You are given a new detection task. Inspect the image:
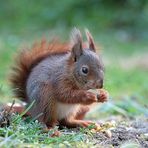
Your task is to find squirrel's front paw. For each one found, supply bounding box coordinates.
[97,89,109,103]
[82,92,97,105]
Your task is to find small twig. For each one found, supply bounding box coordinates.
[31,112,44,122]
[7,100,15,115]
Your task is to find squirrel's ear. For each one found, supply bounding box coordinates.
[85,29,96,52]
[70,27,83,62]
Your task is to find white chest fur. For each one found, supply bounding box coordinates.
[56,102,80,120]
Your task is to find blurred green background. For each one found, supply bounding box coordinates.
[0,0,148,117]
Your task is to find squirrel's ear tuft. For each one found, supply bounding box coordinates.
[70,27,83,62]
[85,29,96,52]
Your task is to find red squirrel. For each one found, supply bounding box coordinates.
[9,28,109,129]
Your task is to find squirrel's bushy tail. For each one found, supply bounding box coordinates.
[10,39,69,102]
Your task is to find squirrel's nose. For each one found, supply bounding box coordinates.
[96,79,103,88]
[100,79,103,88]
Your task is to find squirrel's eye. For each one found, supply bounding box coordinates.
[81,67,88,75]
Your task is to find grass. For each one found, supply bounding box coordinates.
[0,113,95,147]
[105,67,148,103]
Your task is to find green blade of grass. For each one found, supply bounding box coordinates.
[12,100,35,123]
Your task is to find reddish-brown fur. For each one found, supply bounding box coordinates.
[10,39,70,102]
